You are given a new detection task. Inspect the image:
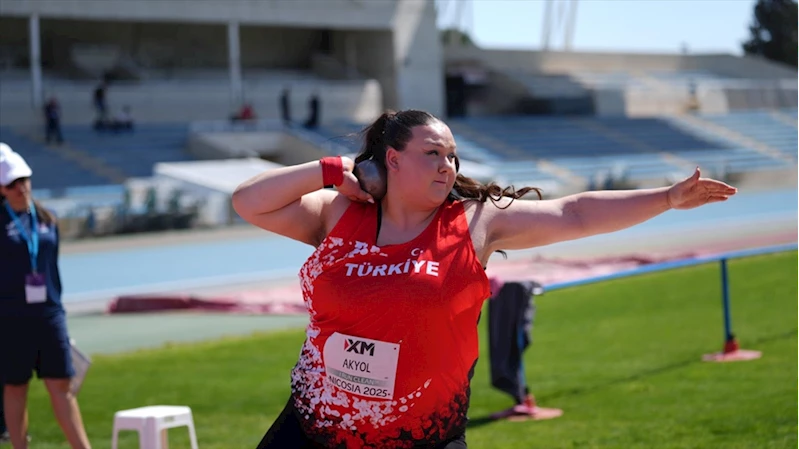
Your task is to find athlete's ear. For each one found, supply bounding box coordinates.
[385,146,400,172]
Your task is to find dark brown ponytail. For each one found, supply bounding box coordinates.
[355,111,395,165]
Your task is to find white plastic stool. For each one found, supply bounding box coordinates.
[111,405,199,449]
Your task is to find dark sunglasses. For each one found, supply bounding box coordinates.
[5,177,30,189]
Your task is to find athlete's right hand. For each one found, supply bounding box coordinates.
[338,157,375,204]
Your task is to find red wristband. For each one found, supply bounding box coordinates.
[320,156,344,187]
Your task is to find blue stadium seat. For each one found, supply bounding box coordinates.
[700,111,797,160]
[60,123,193,178]
[0,127,111,189]
[292,110,795,188]
[675,148,789,173]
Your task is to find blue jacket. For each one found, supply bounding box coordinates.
[0,204,64,318]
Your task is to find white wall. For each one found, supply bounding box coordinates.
[391,0,444,116]
[1,0,447,125]
[0,0,397,30]
[0,75,383,126]
[323,0,446,118]
[0,18,332,70]
[346,30,397,111]
[445,47,798,79]
[447,47,798,117]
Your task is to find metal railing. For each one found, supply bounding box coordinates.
[546,243,797,355]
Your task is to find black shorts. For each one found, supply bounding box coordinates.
[0,314,75,385]
[256,398,468,449]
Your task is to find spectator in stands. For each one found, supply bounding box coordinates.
[280,87,291,126]
[111,105,134,132]
[240,103,256,121]
[230,103,257,123]
[303,90,320,129]
[0,143,93,449]
[43,96,64,145]
[687,79,700,111]
[232,109,737,449]
[92,81,107,122]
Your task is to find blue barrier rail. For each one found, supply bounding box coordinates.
[545,242,797,352]
[546,243,797,292]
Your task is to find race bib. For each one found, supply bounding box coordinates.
[323,332,400,400]
[25,273,47,304]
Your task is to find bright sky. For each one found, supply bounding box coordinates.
[436,0,758,55]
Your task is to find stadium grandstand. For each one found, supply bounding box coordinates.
[0,0,796,239]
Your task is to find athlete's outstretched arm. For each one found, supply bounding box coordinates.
[232,157,371,246]
[484,168,736,252]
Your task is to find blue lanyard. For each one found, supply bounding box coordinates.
[4,201,39,273]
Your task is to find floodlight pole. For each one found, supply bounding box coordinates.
[564,0,578,51]
[541,0,578,52]
[541,0,553,51]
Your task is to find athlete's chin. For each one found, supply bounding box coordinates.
[426,189,451,204]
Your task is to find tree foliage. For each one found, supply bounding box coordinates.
[742,0,798,67]
[440,28,474,46]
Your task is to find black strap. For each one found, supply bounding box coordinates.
[376,202,382,243]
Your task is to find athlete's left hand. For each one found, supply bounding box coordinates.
[667,167,737,210]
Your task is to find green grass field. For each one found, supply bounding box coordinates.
[22,252,797,448]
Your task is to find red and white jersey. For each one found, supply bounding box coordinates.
[290,199,490,448]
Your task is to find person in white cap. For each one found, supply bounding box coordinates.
[0,143,92,449]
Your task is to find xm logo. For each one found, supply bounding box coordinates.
[344,339,375,356]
